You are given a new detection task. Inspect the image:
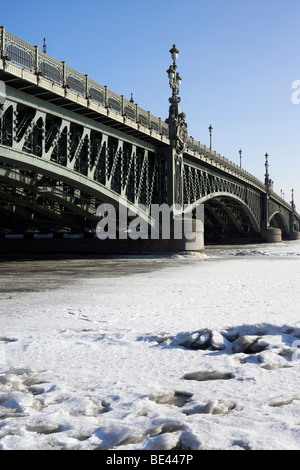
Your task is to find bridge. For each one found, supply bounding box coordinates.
[0,27,299,253]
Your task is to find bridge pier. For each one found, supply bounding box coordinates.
[290,231,300,240]
[157,216,204,252]
[261,228,282,243]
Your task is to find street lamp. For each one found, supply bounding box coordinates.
[239,149,242,169]
[166,44,187,209]
[166,44,187,146]
[264,152,269,187]
[291,189,295,210]
[167,44,182,111]
[170,44,179,62]
[209,124,213,150]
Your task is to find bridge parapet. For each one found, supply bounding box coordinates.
[185,137,266,192]
[0,27,169,140]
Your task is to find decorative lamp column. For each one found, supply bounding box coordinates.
[209,124,213,150]
[166,44,187,210]
[264,153,269,186]
[291,189,295,211]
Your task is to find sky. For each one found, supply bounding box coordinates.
[1,0,300,209]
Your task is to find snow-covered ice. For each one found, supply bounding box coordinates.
[0,241,300,450]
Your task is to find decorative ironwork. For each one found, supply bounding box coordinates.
[0,93,299,236]
[166,44,187,147]
[264,152,273,191]
[66,74,84,95]
[0,97,160,211]
[39,60,61,84]
[0,27,169,139]
[6,43,33,70]
[182,163,263,231]
[165,45,188,208]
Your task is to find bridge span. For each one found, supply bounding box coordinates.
[0,27,299,253]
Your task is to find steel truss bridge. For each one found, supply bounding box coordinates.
[0,27,299,250]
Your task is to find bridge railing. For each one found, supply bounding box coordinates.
[0,27,170,139]
[185,136,268,191]
[185,138,299,217]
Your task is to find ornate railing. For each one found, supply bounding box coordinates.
[185,134,298,217]
[0,27,169,139]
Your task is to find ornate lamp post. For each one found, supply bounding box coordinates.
[166,45,187,209]
[208,124,213,150]
[264,152,272,190]
[162,45,204,251]
[166,45,186,146]
[291,189,295,210]
[239,149,242,169]
[264,153,269,179]
[167,45,182,116]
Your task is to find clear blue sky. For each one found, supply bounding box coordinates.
[2,0,300,209]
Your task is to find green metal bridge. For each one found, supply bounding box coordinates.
[0,27,299,251]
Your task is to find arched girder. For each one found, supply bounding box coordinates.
[269,211,289,235]
[204,204,229,231]
[0,188,72,228]
[182,191,261,233]
[208,198,244,233]
[0,167,98,222]
[0,144,155,228]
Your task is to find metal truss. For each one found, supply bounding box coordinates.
[0,95,299,237]
[182,163,262,235]
[0,97,161,233]
[268,199,291,236]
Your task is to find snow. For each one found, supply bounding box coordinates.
[0,241,300,450]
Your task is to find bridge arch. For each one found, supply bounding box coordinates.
[269,211,289,237]
[0,144,154,233]
[183,191,261,238]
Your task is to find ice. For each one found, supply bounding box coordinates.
[0,241,300,450]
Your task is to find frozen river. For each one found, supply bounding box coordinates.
[0,245,240,295]
[0,241,300,450]
[0,242,294,294]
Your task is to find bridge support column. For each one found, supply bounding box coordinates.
[262,227,282,243]
[157,216,204,252]
[290,231,300,240]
